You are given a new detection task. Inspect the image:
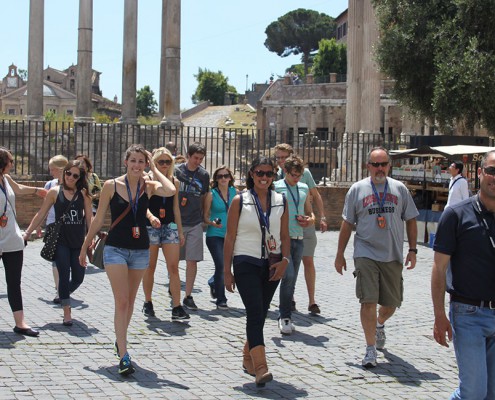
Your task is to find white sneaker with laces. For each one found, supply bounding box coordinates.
[376,326,386,350]
[279,318,293,335]
[362,345,377,368]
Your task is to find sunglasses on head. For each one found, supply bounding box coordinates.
[216,173,231,180]
[369,162,389,168]
[254,170,275,178]
[483,166,495,176]
[156,159,172,166]
[65,171,80,179]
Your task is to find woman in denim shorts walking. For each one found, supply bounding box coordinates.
[141,147,189,321]
[79,144,176,376]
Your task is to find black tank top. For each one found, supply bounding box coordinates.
[106,181,149,250]
[146,194,175,226]
[54,188,86,248]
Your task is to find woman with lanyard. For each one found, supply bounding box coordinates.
[142,147,189,321]
[24,160,93,327]
[79,144,176,376]
[204,165,237,310]
[224,156,290,387]
[0,147,46,337]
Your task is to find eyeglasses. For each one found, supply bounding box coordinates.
[156,159,172,166]
[482,166,495,176]
[369,162,389,168]
[289,172,302,179]
[254,170,275,178]
[65,171,80,179]
[216,173,231,180]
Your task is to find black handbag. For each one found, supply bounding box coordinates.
[40,190,80,262]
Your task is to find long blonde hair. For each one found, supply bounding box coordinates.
[151,147,175,179]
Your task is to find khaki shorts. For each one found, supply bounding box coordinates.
[302,225,317,257]
[179,223,204,261]
[353,257,403,307]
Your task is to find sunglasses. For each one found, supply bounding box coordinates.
[369,162,389,168]
[483,166,495,176]
[156,159,172,166]
[254,170,275,178]
[65,171,80,179]
[216,173,231,180]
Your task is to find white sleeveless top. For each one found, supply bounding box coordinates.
[233,190,285,259]
[0,178,24,253]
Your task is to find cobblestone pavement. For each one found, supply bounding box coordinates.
[0,231,458,399]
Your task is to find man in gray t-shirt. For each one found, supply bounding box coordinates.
[334,147,418,368]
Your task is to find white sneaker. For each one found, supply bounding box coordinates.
[362,345,377,368]
[279,318,294,335]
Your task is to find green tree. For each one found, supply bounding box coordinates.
[192,68,236,106]
[373,0,495,132]
[136,85,157,117]
[312,38,347,77]
[264,8,336,76]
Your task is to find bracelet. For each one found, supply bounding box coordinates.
[282,256,290,264]
[320,217,327,222]
[408,248,418,254]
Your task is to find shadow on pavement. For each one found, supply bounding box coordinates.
[83,364,190,390]
[145,317,191,337]
[0,331,36,348]
[271,330,329,348]
[234,380,308,398]
[38,320,99,337]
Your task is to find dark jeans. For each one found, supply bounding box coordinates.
[206,236,227,305]
[1,250,24,312]
[55,244,86,307]
[234,260,280,349]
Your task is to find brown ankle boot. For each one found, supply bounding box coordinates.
[242,341,255,376]
[249,345,273,387]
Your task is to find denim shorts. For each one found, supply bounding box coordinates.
[103,245,149,270]
[147,223,179,245]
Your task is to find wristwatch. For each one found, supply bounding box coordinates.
[408,248,418,254]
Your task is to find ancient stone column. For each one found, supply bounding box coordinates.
[310,106,317,134]
[276,107,284,141]
[345,0,363,134]
[383,105,389,142]
[75,0,94,123]
[360,0,381,133]
[121,0,138,124]
[26,0,44,121]
[160,0,181,126]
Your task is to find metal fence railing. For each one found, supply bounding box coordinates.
[1,119,492,186]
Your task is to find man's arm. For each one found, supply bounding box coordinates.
[310,187,327,232]
[405,218,418,269]
[431,251,452,347]
[334,220,353,275]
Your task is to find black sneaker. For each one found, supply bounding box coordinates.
[53,296,61,304]
[142,301,155,317]
[172,305,190,320]
[183,295,198,310]
[118,352,135,376]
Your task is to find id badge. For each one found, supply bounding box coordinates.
[377,216,386,229]
[267,235,277,251]
[0,214,7,228]
[181,197,187,207]
[132,226,140,238]
[159,208,166,218]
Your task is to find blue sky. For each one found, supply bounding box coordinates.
[2,1,348,110]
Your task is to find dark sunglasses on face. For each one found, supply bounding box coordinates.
[483,166,495,176]
[254,170,275,178]
[156,159,172,166]
[369,162,389,168]
[65,171,80,179]
[216,173,231,180]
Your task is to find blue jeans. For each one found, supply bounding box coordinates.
[234,260,280,348]
[55,244,86,307]
[206,236,227,305]
[279,238,304,319]
[449,301,495,400]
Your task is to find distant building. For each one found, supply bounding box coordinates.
[0,63,121,118]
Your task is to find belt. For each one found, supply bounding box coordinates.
[290,236,303,240]
[451,294,495,310]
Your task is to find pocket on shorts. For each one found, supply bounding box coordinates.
[353,270,363,299]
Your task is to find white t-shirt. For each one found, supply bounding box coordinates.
[445,175,469,209]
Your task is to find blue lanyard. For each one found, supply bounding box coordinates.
[284,180,300,212]
[185,169,198,193]
[216,187,231,213]
[125,176,141,222]
[0,178,7,215]
[250,189,271,232]
[370,178,388,215]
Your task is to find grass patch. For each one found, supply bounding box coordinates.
[218,106,257,130]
